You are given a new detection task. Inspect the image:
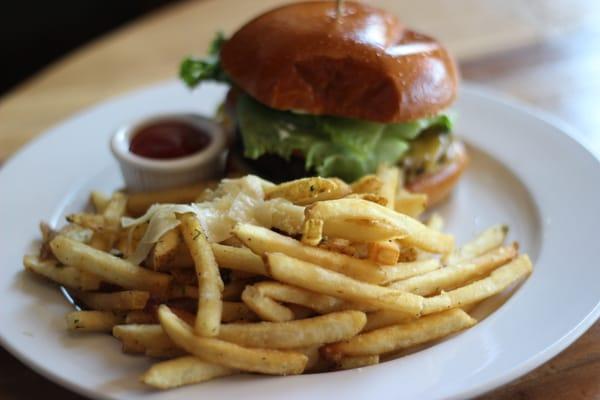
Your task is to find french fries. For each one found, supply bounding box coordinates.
[90,191,110,213]
[376,164,400,209]
[142,356,236,389]
[265,177,351,205]
[306,198,454,253]
[367,240,400,265]
[422,255,532,315]
[50,235,171,296]
[241,285,294,322]
[23,255,101,291]
[394,190,427,217]
[266,253,424,316]
[179,214,223,336]
[66,311,125,332]
[323,309,476,359]
[251,281,346,314]
[24,171,534,391]
[212,243,268,276]
[234,224,386,284]
[350,175,382,194]
[389,244,518,295]
[218,311,366,349]
[74,290,150,311]
[157,305,308,375]
[335,355,379,370]
[301,218,324,246]
[113,324,176,354]
[381,258,441,284]
[447,224,509,265]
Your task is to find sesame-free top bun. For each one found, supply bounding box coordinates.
[220,1,459,123]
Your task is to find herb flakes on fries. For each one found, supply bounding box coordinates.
[23,173,533,390]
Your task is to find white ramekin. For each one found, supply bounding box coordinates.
[110,113,227,192]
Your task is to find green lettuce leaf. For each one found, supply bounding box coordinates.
[180,32,229,87]
[237,94,452,181]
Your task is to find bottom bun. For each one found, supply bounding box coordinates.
[406,140,469,206]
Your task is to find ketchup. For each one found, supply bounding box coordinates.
[129,119,211,159]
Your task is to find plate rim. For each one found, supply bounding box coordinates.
[1,80,599,400]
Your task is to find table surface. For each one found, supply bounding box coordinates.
[0,0,599,398]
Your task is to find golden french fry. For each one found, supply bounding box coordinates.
[103,192,127,248]
[158,305,308,375]
[301,218,324,246]
[241,285,294,322]
[127,183,215,217]
[90,191,110,214]
[266,253,424,316]
[426,213,444,232]
[66,311,125,332]
[66,213,105,231]
[376,164,400,209]
[50,236,172,296]
[142,356,236,389]
[23,255,101,291]
[74,290,150,311]
[252,281,346,314]
[367,240,400,265]
[318,238,357,257]
[88,233,110,252]
[394,189,428,217]
[381,258,441,284]
[363,310,414,332]
[218,311,366,349]
[212,243,269,276]
[264,177,351,205]
[295,345,321,371]
[447,225,509,265]
[113,324,177,354]
[306,199,454,253]
[389,244,518,295]
[233,224,386,284]
[350,175,382,194]
[256,198,305,235]
[335,355,379,370]
[422,255,532,315]
[345,193,388,206]
[324,309,476,359]
[151,229,182,271]
[397,245,418,262]
[179,214,223,337]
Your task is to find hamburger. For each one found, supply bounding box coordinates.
[180,1,467,205]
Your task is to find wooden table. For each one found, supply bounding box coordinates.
[0,0,598,398]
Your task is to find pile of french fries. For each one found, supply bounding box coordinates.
[23,165,532,390]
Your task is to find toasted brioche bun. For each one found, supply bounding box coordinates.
[406,140,468,206]
[221,1,458,123]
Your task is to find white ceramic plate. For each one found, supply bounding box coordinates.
[1,81,599,400]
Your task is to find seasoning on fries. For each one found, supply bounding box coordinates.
[22,171,533,390]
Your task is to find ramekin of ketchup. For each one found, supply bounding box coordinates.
[111,114,226,191]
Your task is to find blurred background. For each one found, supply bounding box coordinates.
[0,0,599,159]
[0,1,181,94]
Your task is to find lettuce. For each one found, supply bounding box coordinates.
[236,94,451,181]
[180,32,229,87]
